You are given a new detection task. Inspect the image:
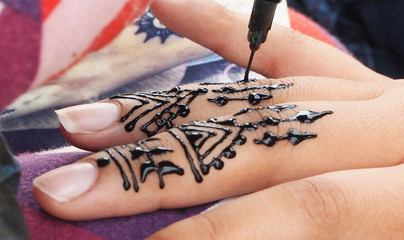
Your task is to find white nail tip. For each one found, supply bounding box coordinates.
[55,102,119,134]
[55,109,79,133]
[33,162,98,202]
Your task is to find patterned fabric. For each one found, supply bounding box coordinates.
[0,0,150,110]
[1,1,345,239]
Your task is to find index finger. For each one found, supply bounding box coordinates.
[150,0,390,82]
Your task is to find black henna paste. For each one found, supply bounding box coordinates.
[99,149,131,191]
[140,160,184,189]
[97,138,183,192]
[110,87,208,136]
[101,80,333,192]
[254,129,317,146]
[208,83,292,106]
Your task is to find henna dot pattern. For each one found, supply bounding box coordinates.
[102,80,333,191]
[111,80,296,136]
[97,102,333,191]
[207,79,293,106]
[254,129,317,146]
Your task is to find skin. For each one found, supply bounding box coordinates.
[34,0,404,239]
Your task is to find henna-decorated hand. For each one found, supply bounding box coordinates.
[33,0,404,239]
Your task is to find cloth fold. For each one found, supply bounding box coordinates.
[0,133,30,240]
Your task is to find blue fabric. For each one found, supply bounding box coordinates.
[288,0,404,79]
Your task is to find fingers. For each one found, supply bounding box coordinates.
[34,98,403,220]
[150,0,390,81]
[147,164,404,239]
[58,77,383,151]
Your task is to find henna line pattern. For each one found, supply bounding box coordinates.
[101,79,334,192]
[234,105,298,116]
[98,138,184,191]
[112,79,294,138]
[98,108,333,192]
[169,130,203,182]
[208,83,293,106]
[140,160,184,189]
[111,87,208,136]
[113,147,139,192]
[255,129,317,146]
[103,149,131,191]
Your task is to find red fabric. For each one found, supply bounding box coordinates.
[289,8,336,47]
[0,7,41,111]
[45,0,150,83]
[41,0,61,21]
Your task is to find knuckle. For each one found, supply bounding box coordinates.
[194,214,218,240]
[256,78,294,104]
[283,28,312,48]
[292,178,350,231]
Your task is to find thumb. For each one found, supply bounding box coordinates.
[146,164,404,239]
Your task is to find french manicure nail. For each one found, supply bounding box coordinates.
[33,162,98,202]
[55,102,119,134]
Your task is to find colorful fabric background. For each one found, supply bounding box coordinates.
[0,1,344,239]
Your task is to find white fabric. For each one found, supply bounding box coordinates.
[32,0,129,87]
[0,2,4,15]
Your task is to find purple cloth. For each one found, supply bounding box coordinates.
[1,0,41,20]
[17,151,216,239]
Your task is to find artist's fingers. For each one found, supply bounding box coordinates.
[147,164,404,240]
[150,0,390,82]
[34,97,404,220]
[58,77,384,151]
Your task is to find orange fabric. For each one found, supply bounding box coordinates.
[41,0,61,21]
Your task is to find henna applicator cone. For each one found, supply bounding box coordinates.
[244,0,282,81]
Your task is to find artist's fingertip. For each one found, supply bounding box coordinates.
[55,102,119,134]
[33,162,98,202]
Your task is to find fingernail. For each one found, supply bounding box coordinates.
[33,162,98,202]
[55,102,119,134]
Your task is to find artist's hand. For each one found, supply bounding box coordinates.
[33,0,404,239]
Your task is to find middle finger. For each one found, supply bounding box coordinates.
[58,77,383,151]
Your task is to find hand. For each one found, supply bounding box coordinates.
[33,0,404,239]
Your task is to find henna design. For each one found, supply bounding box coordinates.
[97,138,183,191]
[204,79,292,106]
[140,160,184,189]
[254,129,317,146]
[234,105,298,116]
[101,149,132,191]
[110,87,208,136]
[208,83,293,106]
[97,105,333,191]
[101,80,334,191]
[112,79,293,137]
